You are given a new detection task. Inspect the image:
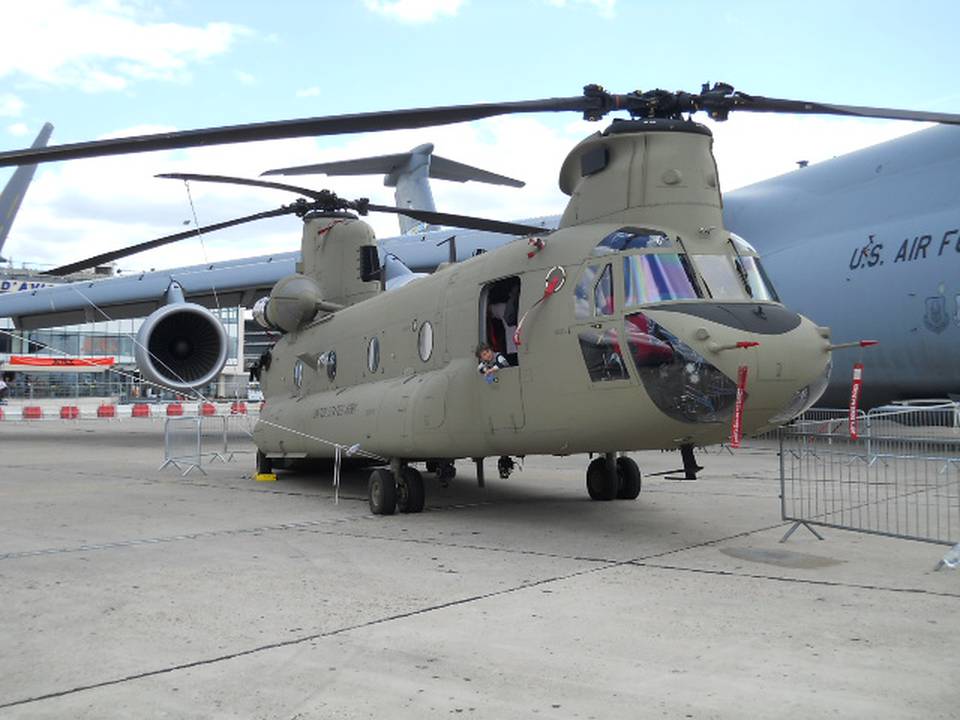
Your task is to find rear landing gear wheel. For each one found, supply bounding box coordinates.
[616,456,642,500]
[397,466,425,513]
[586,456,618,501]
[368,468,397,515]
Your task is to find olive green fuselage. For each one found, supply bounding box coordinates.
[253,124,831,463]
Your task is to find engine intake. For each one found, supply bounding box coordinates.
[135,303,228,391]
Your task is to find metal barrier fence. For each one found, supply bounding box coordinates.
[161,415,256,476]
[780,404,960,546]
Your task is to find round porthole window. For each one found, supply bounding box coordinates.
[418,321,433,362]
[368,337,380,373]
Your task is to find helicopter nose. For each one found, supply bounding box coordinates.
[636,304,831,430]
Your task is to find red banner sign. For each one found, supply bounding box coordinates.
[849,363,864,439]
[730,365,749,448]
[9,356,115,367]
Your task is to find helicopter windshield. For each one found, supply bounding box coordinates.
[623,253,700,305]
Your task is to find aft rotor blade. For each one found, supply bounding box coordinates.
[0,96,592,168]
[49,206,294,276]
[366,203,547,236]
[157,172,332,200]
[158,172,544,234]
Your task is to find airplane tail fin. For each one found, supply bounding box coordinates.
[263,143,524,235]
[0,122,54,262]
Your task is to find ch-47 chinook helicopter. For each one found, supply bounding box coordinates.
[2,83,959,515]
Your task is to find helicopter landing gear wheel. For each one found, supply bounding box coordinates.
[397,466,425,514]
[616,456,642,500]
[586,455,618,501]
[368,468,397,515]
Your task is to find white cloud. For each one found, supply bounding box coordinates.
[7,123,29,136]
[296,87,323,98]
[544,0,616,18]
[0,94,25,117]
[0,1,249,92]
[235,71,257,86]
[363,0,465,23]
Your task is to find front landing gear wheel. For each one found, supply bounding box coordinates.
[616,456,642,500]
[368,468,397,515]
[586,456,618,501]
[397,466,425,513]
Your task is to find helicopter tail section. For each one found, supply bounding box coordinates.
[0,122,53,262]
[262,143,524,235]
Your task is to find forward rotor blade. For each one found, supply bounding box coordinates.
[7,85,956,171]
[48,206,293,276]
[0,96,591,168]
[366,203,547,236]
[716,93,960,124]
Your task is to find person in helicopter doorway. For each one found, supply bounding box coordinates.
[476,342,508,384]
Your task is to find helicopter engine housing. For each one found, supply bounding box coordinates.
[134,302,228,391]
[253,273,321,333]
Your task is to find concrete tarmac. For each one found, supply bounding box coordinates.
[0,421,957,719]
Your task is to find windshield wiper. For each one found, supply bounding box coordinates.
[727,238,754,298]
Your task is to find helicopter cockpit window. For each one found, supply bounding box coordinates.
[575,264,600,319]
[728,234,780,302]
[575,263,614,319]
[594,264,614,316]
[593,227,672,256]
[692,254,749,300]
[623,254,700,306]
[577,328,629,382]
[624,312,738,423]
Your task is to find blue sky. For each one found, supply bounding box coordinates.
[2,0,959,270]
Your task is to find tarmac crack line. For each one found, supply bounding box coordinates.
[0,558,623,711]
[628,561,960,599]
[3,519,950,709]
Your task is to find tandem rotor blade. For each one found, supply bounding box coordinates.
[158,173,547,235]
[0,96,593,168]
[48,206,294,276]
[365,203,546,236]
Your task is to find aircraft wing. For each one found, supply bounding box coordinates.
[0,252,297,329]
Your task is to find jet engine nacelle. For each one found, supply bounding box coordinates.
[134,301,228,392]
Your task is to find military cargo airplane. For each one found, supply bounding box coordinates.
[0,84,957,514]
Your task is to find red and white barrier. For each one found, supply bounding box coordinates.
[0,400,259,423]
